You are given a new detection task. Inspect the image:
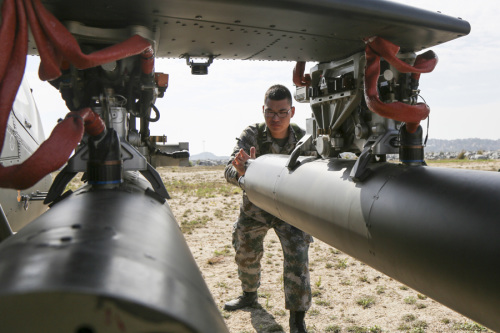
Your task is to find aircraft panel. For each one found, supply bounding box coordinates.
[0,120,20,161]
[23,0,470,61]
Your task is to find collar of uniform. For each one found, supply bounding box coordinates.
[262,124,297,143]
[261,123,273,143]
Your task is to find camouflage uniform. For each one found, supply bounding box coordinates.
[224,123,313,311]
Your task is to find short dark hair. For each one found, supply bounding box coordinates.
[264,84,292,106]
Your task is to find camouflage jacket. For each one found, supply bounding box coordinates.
[224,122,305,222]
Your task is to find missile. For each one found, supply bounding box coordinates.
[0,171,229,333]
[243,155,500,332]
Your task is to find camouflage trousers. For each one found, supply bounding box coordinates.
[232,212,313,311]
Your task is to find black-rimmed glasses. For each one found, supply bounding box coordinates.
[263,108,291,118]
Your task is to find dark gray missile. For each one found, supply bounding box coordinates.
[0,172,229,333]
[243,155,500,332]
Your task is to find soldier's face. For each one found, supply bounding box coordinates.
[262,98,295,139]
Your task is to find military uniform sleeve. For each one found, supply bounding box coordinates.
[224,124,259,186]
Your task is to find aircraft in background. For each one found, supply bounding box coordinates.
[0,76,51,235]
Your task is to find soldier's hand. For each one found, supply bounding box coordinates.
[249,147,256,159]
[232,147,256,176]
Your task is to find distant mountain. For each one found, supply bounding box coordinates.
[189,152,230,161]
[425,138,500,153]
[189,139,500,161]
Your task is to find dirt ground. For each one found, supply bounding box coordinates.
[157,161,498,333]
[426,160,500,172]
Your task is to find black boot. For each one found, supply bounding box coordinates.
[223,291,258,311]
[289,311,307,333]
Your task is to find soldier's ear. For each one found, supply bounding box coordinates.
[290,106,295,118]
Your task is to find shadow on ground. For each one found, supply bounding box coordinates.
[239,304,285,333]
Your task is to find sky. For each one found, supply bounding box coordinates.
[24,0,499,156]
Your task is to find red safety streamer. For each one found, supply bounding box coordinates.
[29,0,152,80]
[364,36,438,133]
[0,0,154,189]
[0,108,104,189]
[0,0,28,164]
[0,0,16,83]
[293,61,311,87]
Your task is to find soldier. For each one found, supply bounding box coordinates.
[224,84,312,333]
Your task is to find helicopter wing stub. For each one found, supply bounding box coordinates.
[24,0,471,61]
